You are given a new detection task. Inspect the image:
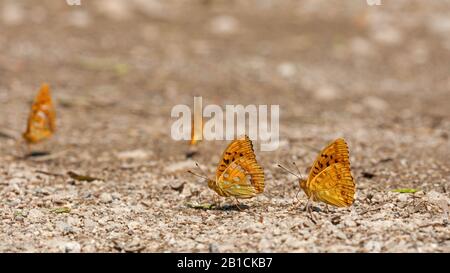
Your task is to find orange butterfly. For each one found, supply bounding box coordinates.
[22,83,56,144]
[280,138,355,214]
[188,135,265,207]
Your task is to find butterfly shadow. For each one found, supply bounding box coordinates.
[24,151,52,158]
[217,203,250,211]
[13,151,52,161]
[186,202,250,211]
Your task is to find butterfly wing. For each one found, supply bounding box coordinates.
[306,138,350,182]
[307,162,355,207]
[217,160,258,198]
[215,135,265,195]
[23,84,56,143]
[36,84,56,132]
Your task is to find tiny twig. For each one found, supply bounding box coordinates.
[418,222,447,228]
[359,205,384,215]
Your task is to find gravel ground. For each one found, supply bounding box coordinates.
[0,0,449,252]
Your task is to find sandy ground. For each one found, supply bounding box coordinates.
[0,0,449,252]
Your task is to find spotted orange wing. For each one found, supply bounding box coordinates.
[22,83,56,144]
[215,136,265,196]
[306,138,350,182]
[307,163,355,207]
[216,161,258,198]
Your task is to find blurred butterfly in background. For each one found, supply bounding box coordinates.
[189,115,203,146]
[185,115,203,158]
[279,138,355,215]
[188,135,265,209]
[23,83,56,144]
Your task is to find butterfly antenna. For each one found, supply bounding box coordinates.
[277,164,301,178]
[292,162,305,180]
[187,170,209,181]
[195,162,209,178]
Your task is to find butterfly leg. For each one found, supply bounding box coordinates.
[304,197,311,212]
[233,198,244,211]
[305,196,317,222]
